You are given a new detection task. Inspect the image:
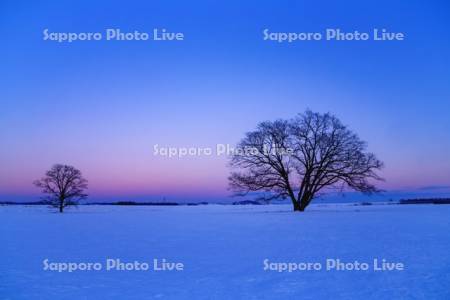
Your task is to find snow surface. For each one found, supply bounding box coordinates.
[1,204,449,299]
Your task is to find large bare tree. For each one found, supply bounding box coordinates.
[229,111,383,211]
[34,164,88,213]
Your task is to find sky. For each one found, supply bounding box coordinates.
[0,0,450,202]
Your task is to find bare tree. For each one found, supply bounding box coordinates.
[34,164,88,213]
[229,111,383,211]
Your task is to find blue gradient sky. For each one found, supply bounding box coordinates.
[1,0,450,202]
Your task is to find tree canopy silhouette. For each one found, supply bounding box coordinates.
[34,164,88,213]
[229,110,383,211]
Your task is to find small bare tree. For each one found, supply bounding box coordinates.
[229,111,383,211]
[34,164,88,213]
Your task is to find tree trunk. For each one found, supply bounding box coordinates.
[289,196,302,211]
[299,193,312,211]
[59,198,64,213]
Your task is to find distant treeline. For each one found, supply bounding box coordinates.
[0,201,208,206]
[3,198,449,206]
[88,201,181,206]
[399,198,450,205]
[0,200,261,206]
[0,201,49,205]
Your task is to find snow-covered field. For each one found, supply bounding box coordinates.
[1,204,449,299]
